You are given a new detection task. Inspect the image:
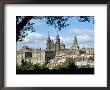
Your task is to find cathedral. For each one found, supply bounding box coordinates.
[46,32,65,51]
[16,32,94,68]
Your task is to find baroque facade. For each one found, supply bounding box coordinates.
[16,33,94,68]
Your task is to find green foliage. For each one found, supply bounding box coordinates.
[16,64,21,71]
[53,58,77,70]
[21,59,26,65]
[33,63,40,70]
[17,58,91,73]
[20,60,34,70]
[16,58,94,74]
[53,64,63,70]
[44,16,70,30]
[17,60,49,71]
[41,62,48,69]
[80,64,91,68]
[62,58,77,69]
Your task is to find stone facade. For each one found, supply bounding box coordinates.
[46,33,65,52]
[17,47,55,65]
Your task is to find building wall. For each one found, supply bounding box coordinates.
[45,51,55,62]
[60,45,65,50]
[16,50,55,65]
[85,48,94,54]
[16,53,22,65]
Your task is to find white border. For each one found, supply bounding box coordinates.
[5,4,107,87]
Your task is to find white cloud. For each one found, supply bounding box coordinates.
[70,28,94,36]
[28,32,46,40]
[60,36,72,46]
[17,28,94,50]
[70,28,94,48]
[17,31,47,50]
[22,31,47,43]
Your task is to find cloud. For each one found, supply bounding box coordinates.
[22,31,47,43]
[17,31,47,50]
[57,28,94,48]
[28,32,46,41]
[70,28,94,48]
[17,28,94,50]
[70,28,93,35]
[60,36,72,46]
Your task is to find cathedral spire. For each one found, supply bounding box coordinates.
[46,31,52,51]
[47,31,51,43]
[74,34,77,44]
[71,34,79,50]
[55,30,60,51]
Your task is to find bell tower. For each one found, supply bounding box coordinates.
[71,35,79,50]
[46,32,51,51]
[55,31,60,52]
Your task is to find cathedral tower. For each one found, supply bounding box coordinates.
[46,32,52,51]
[55,31,60,52]
[51,40,55,51]
[71,35,79,50]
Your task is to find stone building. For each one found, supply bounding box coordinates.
[55,33,61,52]
[16,32,94,68]
[71,35,80,54]
[75,56,94,68]
[17,47,55,65]
[16,46,33,65]
[46,32,65,52]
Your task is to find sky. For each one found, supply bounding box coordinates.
[17,16,94,50]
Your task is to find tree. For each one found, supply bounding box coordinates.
[20,59,34,70]
[53,64,63,70]
[16,16,33,41]
[33,63,40,70]
[41,62,48,69]
[21,59,26,65]
[62,58,77,69]
[16,16,94,42]
[80,64,91,68]
[16,64,21,71]
[26,61,34,70]
[53,58,77,70]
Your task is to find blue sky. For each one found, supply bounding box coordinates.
[17,16,94,50]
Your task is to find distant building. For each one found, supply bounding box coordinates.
[16,32,94,68]
[17,47,55,65]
